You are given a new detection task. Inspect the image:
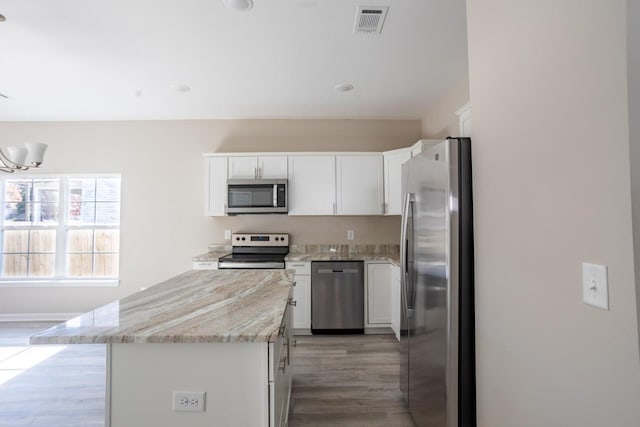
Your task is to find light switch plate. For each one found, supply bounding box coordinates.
[347,230,354,241]
[224,229,232,240]
[582,262,609,310]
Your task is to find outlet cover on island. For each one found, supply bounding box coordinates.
[582,262,609,310]
[347,230,354,241]
[224,229,231,240]
[173,391,206,412]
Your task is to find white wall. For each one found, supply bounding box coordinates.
[0,119,420,316]
[628,0,640,355]
[467,1,640,425]
[421,76,470,139]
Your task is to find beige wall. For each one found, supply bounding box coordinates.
[628,0,640,354]
[0,119,420,316]
[421,75,469,138]
[467,1,640,426]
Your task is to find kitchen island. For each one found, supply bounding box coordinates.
[30,269,295,427]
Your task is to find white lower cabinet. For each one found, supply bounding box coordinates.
[390,265,401,341]
[107,296,293,427]
[366,262,392,327]
[285,262,311,333]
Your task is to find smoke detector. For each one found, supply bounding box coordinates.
[353,6,388,34]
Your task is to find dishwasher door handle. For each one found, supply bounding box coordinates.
[317,268,359,274]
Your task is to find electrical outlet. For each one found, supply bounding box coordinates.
[224,229,232,240]
[173,391,206,412]
[347,230,354,241]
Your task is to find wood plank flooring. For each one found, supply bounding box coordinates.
[0,323,414,426]
[288,334,414,427]
[0,322,105,427]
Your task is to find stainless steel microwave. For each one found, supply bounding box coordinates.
[226,179,288,214]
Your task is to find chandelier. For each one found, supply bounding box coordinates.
[0,143,48,173]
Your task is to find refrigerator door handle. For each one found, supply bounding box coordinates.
[400,193,415,315]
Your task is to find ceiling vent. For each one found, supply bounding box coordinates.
[353,6,388,34]
[0,93,8,99]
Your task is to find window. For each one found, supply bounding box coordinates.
[0,175,121,284]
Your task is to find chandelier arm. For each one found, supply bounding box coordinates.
[0,147,29,170]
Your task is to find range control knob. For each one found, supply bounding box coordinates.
[241,237,246,241]
[235,237,240,241]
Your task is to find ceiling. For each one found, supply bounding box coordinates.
[0,0,468,121]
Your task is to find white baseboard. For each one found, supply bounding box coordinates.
[0,313,81,322]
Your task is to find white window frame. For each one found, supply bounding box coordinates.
[0,174,121,288]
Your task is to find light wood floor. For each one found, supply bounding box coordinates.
[288,334,414,427]
[0,323,414,427]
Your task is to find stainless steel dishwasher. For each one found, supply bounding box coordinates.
[311,261,364,334]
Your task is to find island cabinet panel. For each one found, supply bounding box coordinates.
[109,343,270,427]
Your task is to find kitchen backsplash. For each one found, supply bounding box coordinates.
[289,244,399,258]
[207,243,400,258]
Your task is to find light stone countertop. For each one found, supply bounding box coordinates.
[30,269,294,345]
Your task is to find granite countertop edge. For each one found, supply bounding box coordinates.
[30,269,294,345]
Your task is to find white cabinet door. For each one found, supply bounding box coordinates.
[367,263,392,325]
[288,155,336,215]
[258,156,288,179]
[286,262,311,332]
[390,265,401,341]
[336,154,384,215]
[229,155,288,180]
[205,157,228,216]
[292,275,311,330]
[228,156,258,179]
[383,148,411,215]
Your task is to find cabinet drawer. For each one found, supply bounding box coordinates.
[285,262,311,276]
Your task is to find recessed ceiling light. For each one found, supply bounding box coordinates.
[170,84,191,93]
[0,13,6,22]
[223,0,253,10]
[334,83,354,92]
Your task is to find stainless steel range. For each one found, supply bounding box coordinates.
[218,233,289,269]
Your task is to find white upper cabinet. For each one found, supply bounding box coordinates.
[228,155,287,180]
[383,148,412,215]
[336,154,384,215]
[258,156,288,179]
[205,156,228,216]
[456,103,472,138]
[288,155,336,215]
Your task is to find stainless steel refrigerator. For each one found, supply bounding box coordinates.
[400,137,476,427]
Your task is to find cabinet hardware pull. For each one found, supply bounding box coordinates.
[292,339,297,348]
[293,281,297,287]
[288,299,297,307]
[279,325,286,337]
[280,356,287,373]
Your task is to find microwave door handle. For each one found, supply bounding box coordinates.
[273,184,278,207]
